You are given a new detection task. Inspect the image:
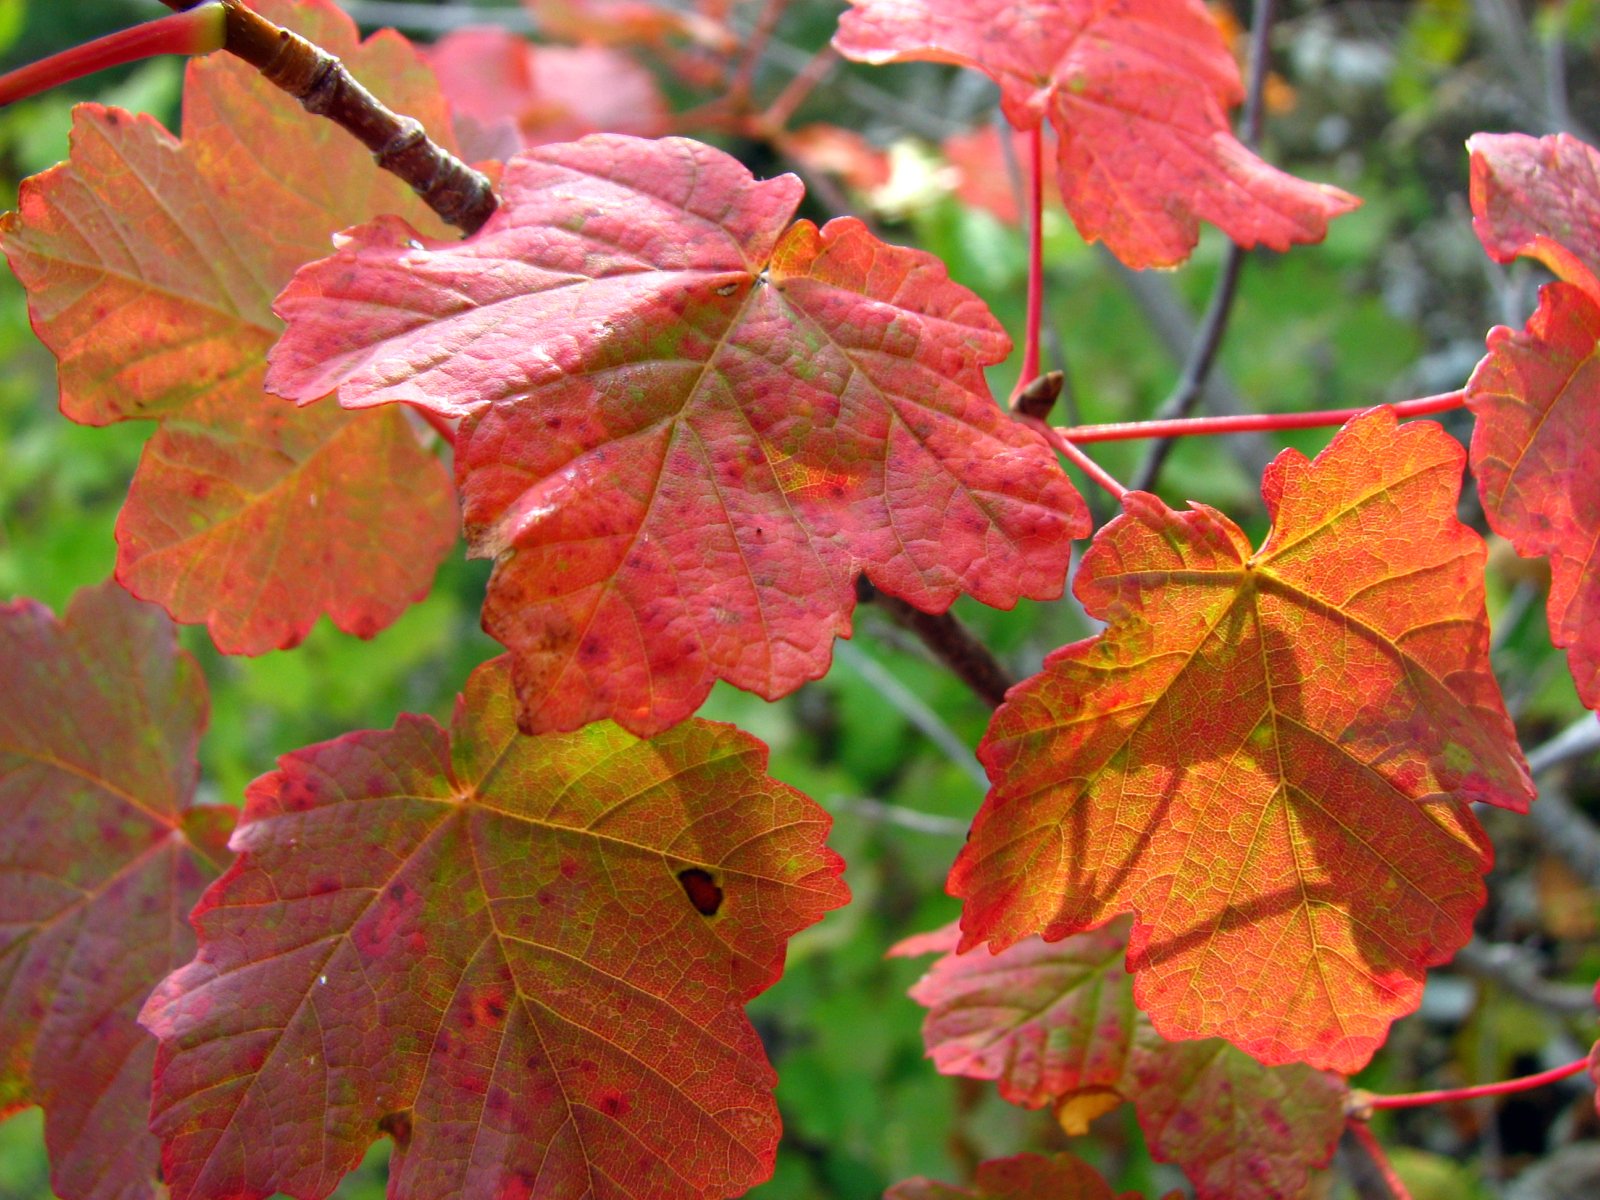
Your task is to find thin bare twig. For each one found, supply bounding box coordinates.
[1526,785,1600,892]
[857,579,1016,710]
[1102,252,1276,483]
[834,641,989,789]
[1452,936,1598,1016]
[1525,716,1600,891]
[1526,714,1600,776]
[1131,0,1276,493]
[728,0,789,109]
[833,796,971,837]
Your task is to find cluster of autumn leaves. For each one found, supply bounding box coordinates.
[0,1,1597,1199]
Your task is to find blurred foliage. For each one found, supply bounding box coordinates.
[1,1,1598,1199]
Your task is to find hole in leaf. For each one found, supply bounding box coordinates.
[378,1110,413,1150]
[677,867,723,916]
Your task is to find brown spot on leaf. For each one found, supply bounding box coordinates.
[470,989,509,1027]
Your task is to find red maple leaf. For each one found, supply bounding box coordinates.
[890,920,1134,1110]
[266,133,1087,736]
[1465,132,1600,713]
[429,28,667,161]
[1592,981,1600,1117]
[0,580,233,1200]
[940,124,1058,226]
[139,656,849,1200]
[888,1151,1173,1200]
[952,408,1532,1073]
[0,0,457,655]
[894,920,1345,1200]
[832,0,1358,268]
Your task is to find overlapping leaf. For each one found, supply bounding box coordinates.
[890,919,1134,1110]
[894,921,1345,1200]
[266,133,1087,736]
[953,409,1532,1073]
[0,580,232,1200]
[430,28,666,161]
[832,0,1358,268]
[1464,132,1600,712]
[140,656,849,1200]
[1591,982,1600,1116]
[0,0,456,654]
[887,1151,1161,1200]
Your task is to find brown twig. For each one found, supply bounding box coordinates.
[856,579,1015,710]
[1131,0,1276,493]
[1453,936,1599,1017]
[163,0,497,235]
[1525,717,1600,891]
[727,0,789,111]
[757,44,837,134]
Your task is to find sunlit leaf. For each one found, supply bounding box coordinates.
[0,0,457,654]
[833,0,1358,268]
[267,133,1087,736]
[954,408,1531,1073]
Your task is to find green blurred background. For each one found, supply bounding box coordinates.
[1,2,1598,1198]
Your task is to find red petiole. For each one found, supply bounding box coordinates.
[1021,414,1128,501]
[0,3,226,107]
[1358,1055,1590,1111]
[1345,1119,1414,1200]
[1055,389,1467,444]
[1013,123,1046,401]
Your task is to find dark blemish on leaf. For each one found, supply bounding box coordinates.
[470,990,508,1026]
[310,877,339,896]
[596,1091,630,1117]
[677,867,723,916]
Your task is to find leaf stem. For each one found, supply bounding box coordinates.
[856,579,1016,710]
[1021,415,1129,501]
[409,405,457,448]
[1015,124,1046,398]
[0,3,226,107]
[160,0,496,235]
[1357,1056,1590,1111]
[1344,1120,1414,1200]
[1055,390,1466,444]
